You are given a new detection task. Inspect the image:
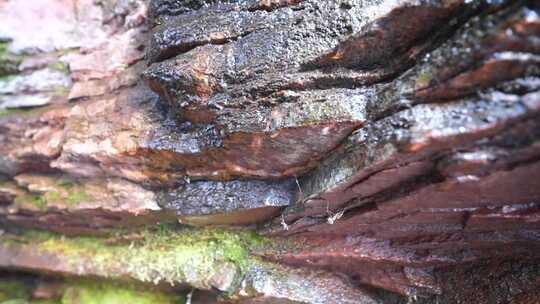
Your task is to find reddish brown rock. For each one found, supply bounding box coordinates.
[1,0,540,303]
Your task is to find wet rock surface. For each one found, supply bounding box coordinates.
[0,0,540,303]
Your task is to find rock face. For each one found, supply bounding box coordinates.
[0,0,539,303]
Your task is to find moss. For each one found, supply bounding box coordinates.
[21,179,96,209]
[0,280,31,302]
[55,180,95,207]
[1,300,60,304]
[0,41,8,55]
[52,86,71,96]
[61,280,184,304]
[55,48,80,56]
[47,62,69,74]
[65,189,94,207]
[13,193,46,212]
[0,276,179,304]
[0,108,31,118]
[0,41,23,77]
[30,195,48,210]
[0,108,16,118]
[0,278,58,304]
[46,191,62,202]
[415,70,433,89]
[1,300,26,304]
[17,226,273,293]
[14,194,48,210]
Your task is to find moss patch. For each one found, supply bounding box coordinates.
[0,107,33,119]
[0,108,18,118]
[29,195,48,210]
[415,69,434,90]
[52,86,71,96]
[63,180,94,206]
[0,41,22,77]
[61,280,184,304]
[52,180,95,207]
[13,178,96,210]
[47,62,69,74]
[13,193,48,211]
[0,276,182,304]
[0,280,31,302]
[66,190,94,207]
[0,278,59,303]
[17,226,272,293]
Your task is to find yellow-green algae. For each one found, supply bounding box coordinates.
[8,226,271,295]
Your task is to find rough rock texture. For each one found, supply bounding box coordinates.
[0,0,539,303]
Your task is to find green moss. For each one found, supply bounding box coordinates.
[46,191,62,202]
[47,62,69,74]
[0,280,31,302]
[0,300,60,304]
[16,226,273,293]
[55,48,80,56]
[61,280,183,304]
[56,180,95,207]
[52,86,71,96]
[0,278,58,304]
[31,300,61,304]
[0,108,16,118]
[14,194,48,210]
[0,41,23,77]
[65,189,94,206]
[0,276,179,304]
[0,300,26,304]
[22,179,96,209]
[14,193,49,211]
[0,108,31,118]
[30,195,48,210]
[0,41,8,55]
[415,70,433,89]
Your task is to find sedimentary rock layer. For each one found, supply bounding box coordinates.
[0,0,539,303]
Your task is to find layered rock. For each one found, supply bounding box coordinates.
[0,0,539,303]
[0,228,384,304]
